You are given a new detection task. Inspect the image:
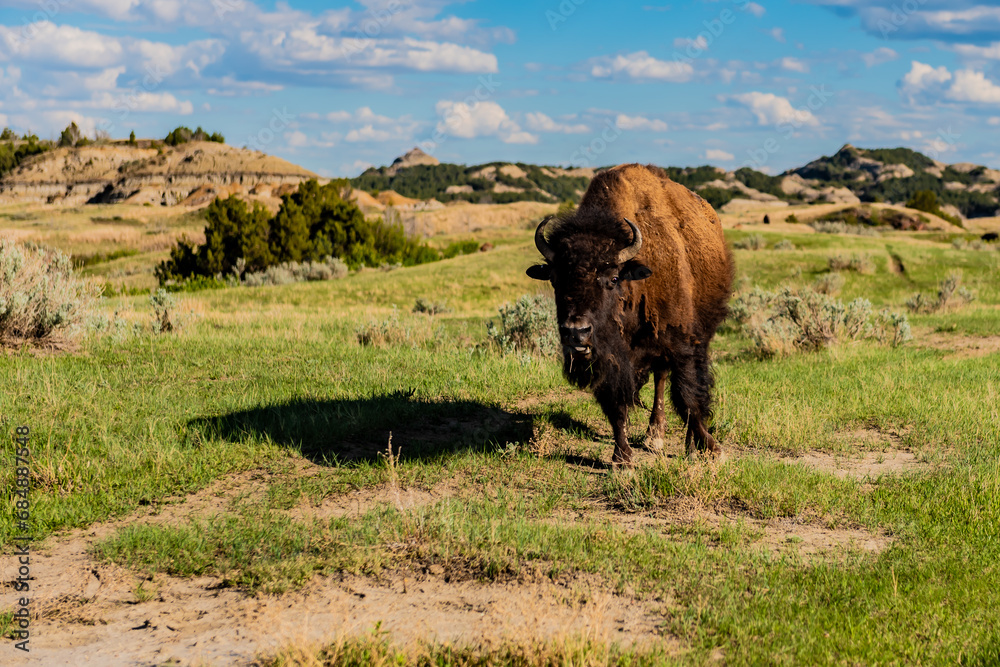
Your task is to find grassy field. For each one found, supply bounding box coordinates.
[2,211,1000,664]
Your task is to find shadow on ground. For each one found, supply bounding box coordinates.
[190,389,535,465]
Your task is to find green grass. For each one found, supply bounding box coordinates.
[2,225,1000,664]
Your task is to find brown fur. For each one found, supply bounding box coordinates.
[532,164,734,464]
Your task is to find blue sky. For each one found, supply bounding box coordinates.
[1,0,1000,176]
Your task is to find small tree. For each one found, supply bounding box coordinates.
[58,122,82,147]
[907,190,938,214]
[128,130,137,146]
[0,127,15,141]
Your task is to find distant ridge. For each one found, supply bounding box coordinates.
[350,143,1000,220]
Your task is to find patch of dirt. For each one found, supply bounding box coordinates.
[281,483,451,523]
[779,426,938,480]
[558,496,891,562]
[917,333,1000,359]
[10,542,671,667]
[785,450,926,480]
[4,462,675,666]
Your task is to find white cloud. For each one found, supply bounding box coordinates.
[308,106,420,143]
[242,29,498,74]
[524,112,589,134]
[900,61,953,103]
[732,91,820,127]
[900,60,1000,105]
[345,125,396,142]
[285,130,309,148]
[862,47,898,68]
[989,117,1000,126]
[91,91,194,114]
[953,42,1000,60]
[705,149,735,161]
[591,51,693,82]
[435,100,537,144]
[615,114,668,132]
[948,69,1000,104]
[780,57,809,73]
[746,2,766,18]
[769,27,786,43]
[0,22,123,68]
[673,36,708,50]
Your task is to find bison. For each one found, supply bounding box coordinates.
[527,164,734,465]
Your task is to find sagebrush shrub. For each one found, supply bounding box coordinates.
[149,288,176,334]
[810,221,880,237]
[828,253,876,274]
[486,294,559,356]
[812,272,845,296]
[906,273,976,314]
[733,234,767,251]
[356,309,440,348]
[242,257,348,287]
[729,286,910,357]
[412,298,449,315]
[0,240,98,348]
[773,239,796,251]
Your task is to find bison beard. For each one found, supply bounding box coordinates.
[528,163,734,466]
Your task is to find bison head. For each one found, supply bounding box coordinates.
[527,216,651,371]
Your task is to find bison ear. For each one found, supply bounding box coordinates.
[620,263,652,282]
[526,264,552,281]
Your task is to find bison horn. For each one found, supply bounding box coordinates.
[534,216,556,262]
[617,218,643,264]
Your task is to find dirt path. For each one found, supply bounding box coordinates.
[4,468,673,666]
[3,432,931,666]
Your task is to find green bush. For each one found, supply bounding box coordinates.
[164,126,225,146]
[0,240,99,348]
[486,294,559,356]
[442,240,480,259]
[157,180,440,284]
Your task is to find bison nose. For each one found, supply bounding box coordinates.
[560,323,592,347]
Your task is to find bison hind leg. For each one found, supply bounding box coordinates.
[669,347,723,457]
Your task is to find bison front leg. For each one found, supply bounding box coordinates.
[599,398,633,466]
[669,350,722,457]
[643,369,668,453]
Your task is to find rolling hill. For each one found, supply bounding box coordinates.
[351,144,1000,223]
